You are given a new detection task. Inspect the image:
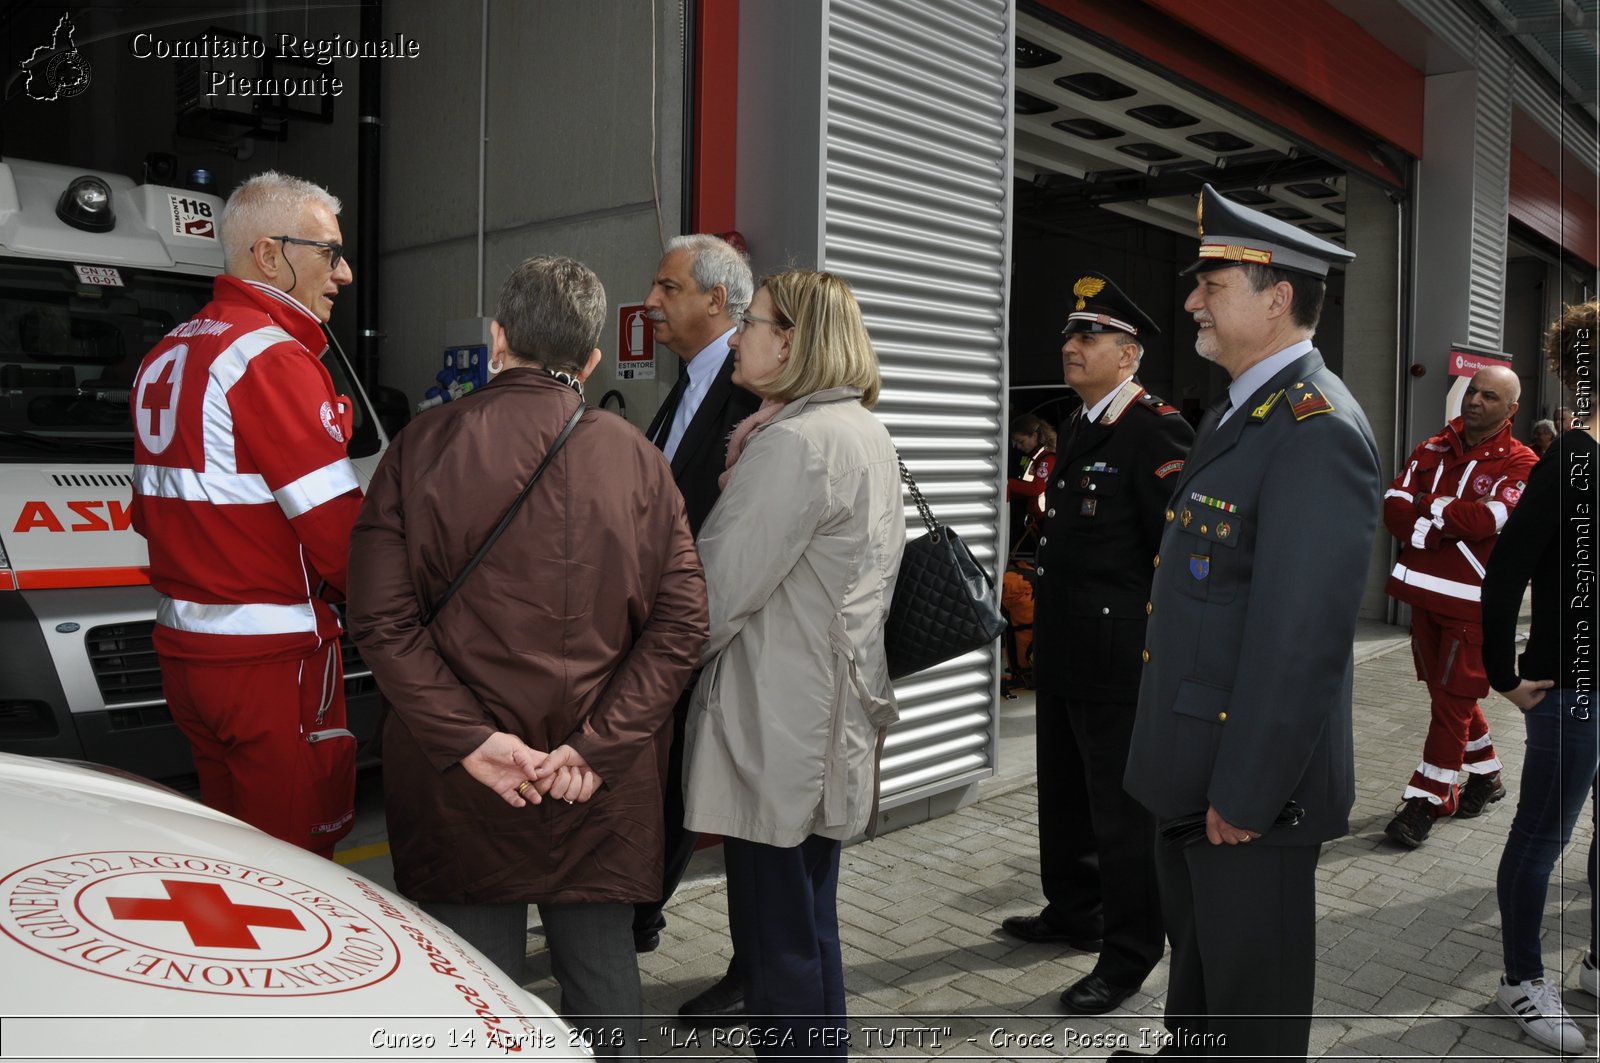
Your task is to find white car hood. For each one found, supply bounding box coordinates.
[0,753,585,1060]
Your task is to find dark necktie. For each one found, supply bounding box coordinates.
[1193,392,1233,449]
[647,368,690,450]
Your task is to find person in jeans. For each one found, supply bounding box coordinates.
[1482,299,1600,1056]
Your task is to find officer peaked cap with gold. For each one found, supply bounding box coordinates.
[1062,271,1160,337]
[1183,183,1355,278]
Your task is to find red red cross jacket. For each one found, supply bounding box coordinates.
[130,277,363,663]
[1384,417,1536,623]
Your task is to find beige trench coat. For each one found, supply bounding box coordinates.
[683,386,905,847]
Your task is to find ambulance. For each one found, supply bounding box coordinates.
[0,159,386,783]
[0,752,588,1059]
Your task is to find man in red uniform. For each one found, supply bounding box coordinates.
[130,172,361,858]
[1384,365,1536,848]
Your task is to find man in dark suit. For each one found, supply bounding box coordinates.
[1116,186,1382,1059]
[635,233,760,1023]
[1002,273,1191,1018]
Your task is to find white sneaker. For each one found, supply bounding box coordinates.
[1581,953,1598,999]
[1497,976,1588,1054]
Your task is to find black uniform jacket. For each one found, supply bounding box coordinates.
[1031,377,1193,702]
[645,351,761,537]
[1124,350,1382,845]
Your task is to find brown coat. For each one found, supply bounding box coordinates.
[346,368,708,905]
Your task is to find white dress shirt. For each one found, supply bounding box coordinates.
[662,328,735,462]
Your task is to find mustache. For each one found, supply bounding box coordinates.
[644,309,666,323]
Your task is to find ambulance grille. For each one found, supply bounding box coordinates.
[86,623,376,712]
[49,472,134,488]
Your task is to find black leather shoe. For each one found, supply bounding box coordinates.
[678,966,746,1028]
[999,913,1102,950]
[633,915,665,953]
[1059,972,1138,1014]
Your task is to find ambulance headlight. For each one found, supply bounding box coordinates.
[55,176,114,232]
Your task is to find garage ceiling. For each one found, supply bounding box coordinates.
[1014,11,1351,245]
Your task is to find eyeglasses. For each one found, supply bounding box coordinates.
[736,312,789,333]
[273,236,345,270]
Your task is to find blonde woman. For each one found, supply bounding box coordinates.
[683,269,905,1058]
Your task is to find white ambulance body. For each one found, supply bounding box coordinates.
[0,753,586,1059]
[0,159,386,782]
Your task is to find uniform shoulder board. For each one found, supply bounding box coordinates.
[1286,380,1335,421]
[1138,392,1180,416]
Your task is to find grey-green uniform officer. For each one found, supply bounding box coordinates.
[1117,185,1382,1061]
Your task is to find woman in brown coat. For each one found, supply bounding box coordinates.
[346,256,708,1060]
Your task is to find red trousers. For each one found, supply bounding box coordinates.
[1402,607,1500,813]
[161,639,356,858]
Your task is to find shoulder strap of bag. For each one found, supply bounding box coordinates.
[421,402,585,626]
[898,457,941,539]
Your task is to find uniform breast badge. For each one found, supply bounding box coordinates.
[1189,554,1210,580]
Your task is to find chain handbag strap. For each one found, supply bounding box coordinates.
[897,457,941,541]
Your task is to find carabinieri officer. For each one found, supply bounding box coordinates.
[1003,272,1191,1018]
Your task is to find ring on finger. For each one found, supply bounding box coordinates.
[516,780,533,797]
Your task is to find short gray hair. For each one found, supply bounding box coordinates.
[665,234,753,320]
[495,256,606,371]
[219,171,342,275]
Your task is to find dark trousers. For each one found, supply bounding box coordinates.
[635,687,698,934]
[1498,689,1600,982]
[1033,691,1102,932]
[1035,691,1164,984]
[420,900,642,1061]
[724,834,847,1060]
[1153,835,1320,1060]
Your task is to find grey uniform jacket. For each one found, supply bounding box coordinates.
[1124,350,1382,845]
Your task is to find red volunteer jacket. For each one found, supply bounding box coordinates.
[1007,445,1055,514]
[130,277,363,663]
[1384,417,1536,622]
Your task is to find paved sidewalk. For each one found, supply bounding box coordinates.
[516,627,1597,1060]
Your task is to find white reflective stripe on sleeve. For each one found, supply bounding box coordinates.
[1486,499,1509,531]
[1414,759,1459,784]
[1464,732,1496,753]
[1391,563,1482,603]
[275,459,360,519]
[1430,495,1452,522]
[1384,488,1414,502]
[1411,517,1432,549]
[202,326,296,475]
[158,597,319,636]
[134,463,273,505]
[1456,540,1486,579]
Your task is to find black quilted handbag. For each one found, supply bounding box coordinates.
[884,459,1007,679]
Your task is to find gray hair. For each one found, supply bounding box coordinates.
[219,171,342,275]
[665,234,753,320]
[495,256,606,371]
[1532,418,1556,436]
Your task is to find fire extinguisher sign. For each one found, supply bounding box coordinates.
[616,304,656,380]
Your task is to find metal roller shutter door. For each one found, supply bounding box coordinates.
[822,0,1013,806]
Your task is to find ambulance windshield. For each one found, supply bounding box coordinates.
[0,258,380,462]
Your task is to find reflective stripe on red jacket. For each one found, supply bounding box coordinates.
[1384,417,1536,622]
[130,277,363,663]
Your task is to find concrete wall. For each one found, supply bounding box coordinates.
[1341,176,1403,620]
[379,0,686,426]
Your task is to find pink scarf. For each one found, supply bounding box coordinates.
[719,399,784,490]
